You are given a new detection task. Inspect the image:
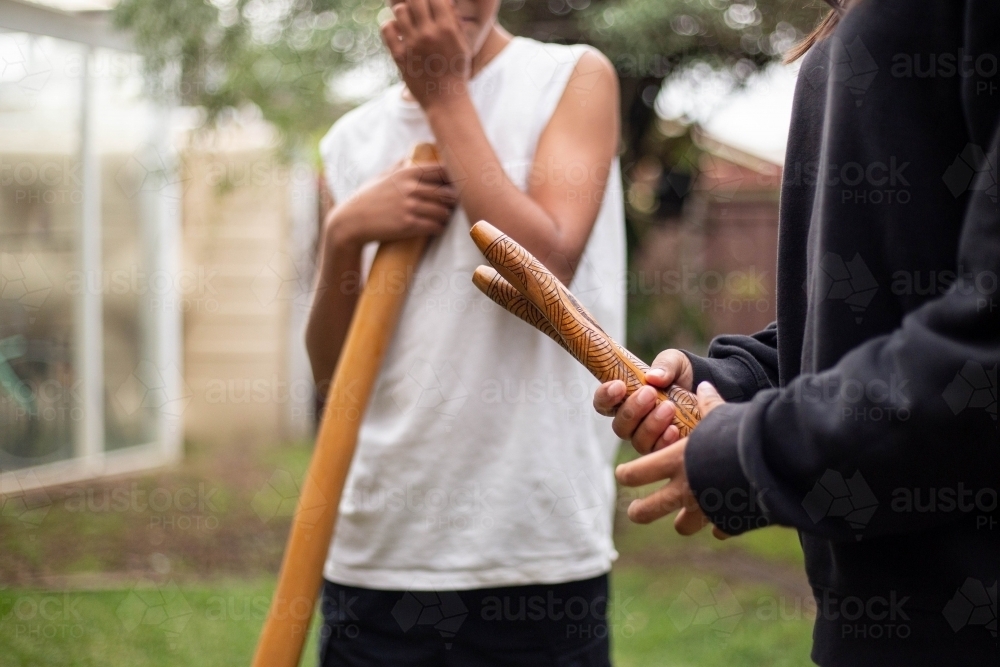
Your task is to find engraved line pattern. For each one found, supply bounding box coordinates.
[473,225,700,436]
[474,268,571,354]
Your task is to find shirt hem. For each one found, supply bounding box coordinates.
[323,552,617,591]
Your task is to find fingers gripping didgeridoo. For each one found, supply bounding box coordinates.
[469,221,701,437]
[252,144,441,667]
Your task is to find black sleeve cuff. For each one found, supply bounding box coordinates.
[682,352,754,402]
[684,402,770,536]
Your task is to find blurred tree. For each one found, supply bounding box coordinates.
[580,0,824,166]
[113,0,825,148]
[113,0,392,145]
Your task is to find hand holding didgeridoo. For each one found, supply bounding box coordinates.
[252,143,442,667]
[469,220,729,539]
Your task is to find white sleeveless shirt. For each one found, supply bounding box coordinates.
[319,36,626,590]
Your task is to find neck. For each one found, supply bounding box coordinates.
[470,26,512,77]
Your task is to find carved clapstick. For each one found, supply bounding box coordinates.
[472,266,571,355]
[470,221,701,437]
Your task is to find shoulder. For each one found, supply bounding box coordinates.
[569,47,618,87]
[514,38,618,90]
[558,46,619,112]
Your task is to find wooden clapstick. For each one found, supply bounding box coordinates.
[470,221,701,437]
[252,144,441,667]
[472,266,571,355]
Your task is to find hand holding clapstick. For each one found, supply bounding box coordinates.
[469,221,701,437]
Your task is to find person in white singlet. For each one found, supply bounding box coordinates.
[306,1,624,663]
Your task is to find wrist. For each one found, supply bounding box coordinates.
[325,207,364,254]
[685,402,765,536]
[422,84,472,117]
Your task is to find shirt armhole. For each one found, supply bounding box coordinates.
[528,44,594,153]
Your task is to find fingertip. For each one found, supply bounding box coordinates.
[645,368,670,387]
[626,501,646,524]
[609,380,626,401]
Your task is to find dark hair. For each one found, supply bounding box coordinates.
[784,0,851,63]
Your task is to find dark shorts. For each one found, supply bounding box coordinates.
[318,574,612,667]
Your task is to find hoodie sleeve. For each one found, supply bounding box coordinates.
[683,323,781,403]
[686,121,1000,541]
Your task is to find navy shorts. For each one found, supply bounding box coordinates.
[318,574,612,666]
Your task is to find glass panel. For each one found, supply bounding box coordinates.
[0,32,84,470]
[92,47,159,451]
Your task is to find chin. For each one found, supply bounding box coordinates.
[463,31,480,45]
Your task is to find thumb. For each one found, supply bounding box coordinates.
[696,381,725,416]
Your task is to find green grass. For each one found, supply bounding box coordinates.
[1,441,815,666]
[611,567,814,667]
[0,569,813,667]
[0,579,321,667]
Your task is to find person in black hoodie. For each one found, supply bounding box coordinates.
[593,1,999,665]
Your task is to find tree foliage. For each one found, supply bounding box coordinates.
[113,0,391,144]
[113,0,826,146]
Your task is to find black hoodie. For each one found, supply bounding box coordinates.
[681,1,999,665]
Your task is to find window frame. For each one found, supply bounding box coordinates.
[0,0,182,493]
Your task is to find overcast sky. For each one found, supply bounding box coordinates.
[657,61,800,166]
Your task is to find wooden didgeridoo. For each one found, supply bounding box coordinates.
[251,143,440,667]
[469,221,701,437]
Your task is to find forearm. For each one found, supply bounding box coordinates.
[305,235,363,396]
[424,95,576,281]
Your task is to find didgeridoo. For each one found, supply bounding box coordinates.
[470,221,701,437]
[252,144,441,667]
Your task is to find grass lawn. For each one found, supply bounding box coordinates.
[1,441,816,666]
[0,566,814,667]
